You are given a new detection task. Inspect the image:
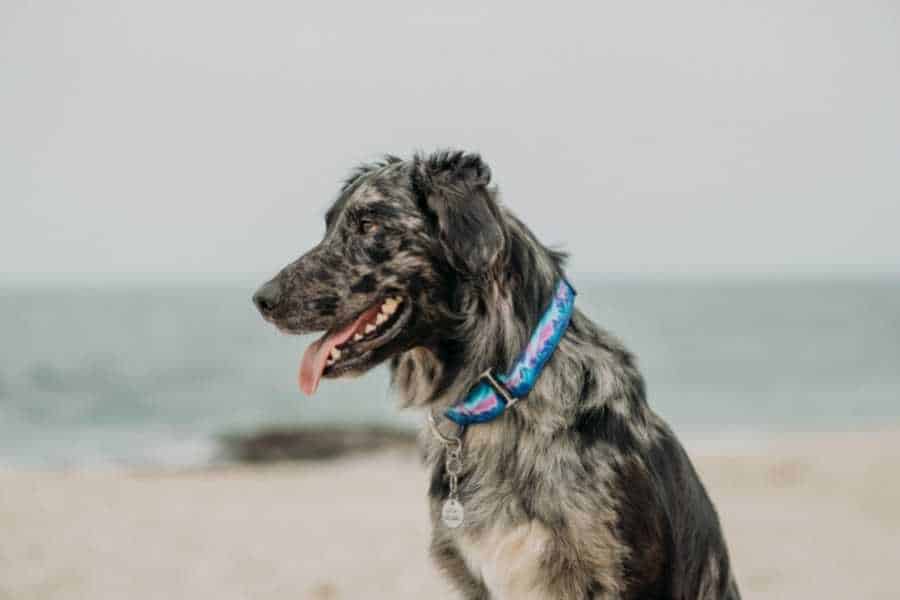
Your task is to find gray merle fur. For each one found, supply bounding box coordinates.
[253,150,741,599]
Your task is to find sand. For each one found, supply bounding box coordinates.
[2,429,898,600]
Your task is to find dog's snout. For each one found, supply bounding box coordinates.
[253,280,282,315]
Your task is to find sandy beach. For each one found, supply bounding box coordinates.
[2,429,898,600]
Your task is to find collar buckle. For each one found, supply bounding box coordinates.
[478,368,517,407]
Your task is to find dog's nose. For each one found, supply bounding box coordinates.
[253,280,282,315]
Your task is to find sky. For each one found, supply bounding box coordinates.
[2,1,899,281]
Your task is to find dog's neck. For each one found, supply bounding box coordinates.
[391,213,650,437]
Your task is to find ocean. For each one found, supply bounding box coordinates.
[1,278,898,468]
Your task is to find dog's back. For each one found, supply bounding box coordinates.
[615,421,740,599]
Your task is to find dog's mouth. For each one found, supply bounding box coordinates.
[298,296,410,395]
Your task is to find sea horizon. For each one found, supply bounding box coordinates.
[2,276,898,468]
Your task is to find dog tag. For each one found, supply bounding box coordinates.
[441,499,464,529]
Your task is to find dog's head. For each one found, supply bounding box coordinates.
[253,151,507,395]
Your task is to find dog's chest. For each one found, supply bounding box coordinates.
[456,521,554,600]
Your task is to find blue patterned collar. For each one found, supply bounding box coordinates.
[444,279,577,426]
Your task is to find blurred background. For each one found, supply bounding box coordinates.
[1,2,898,599]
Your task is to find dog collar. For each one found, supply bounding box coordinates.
[444,279,577,426]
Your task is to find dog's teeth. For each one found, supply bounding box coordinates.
[376,313,388,325]
[365,323,377,334]
[383,298,398,315]
[330,348,341,360]
[353,333,364,341]
[394,296,403,304]
[326,358,335,366]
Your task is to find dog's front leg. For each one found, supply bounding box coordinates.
[430,534,490,600]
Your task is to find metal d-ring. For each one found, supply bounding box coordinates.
[427,409,463,446]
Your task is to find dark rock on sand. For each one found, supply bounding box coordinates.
[220,425,417,463]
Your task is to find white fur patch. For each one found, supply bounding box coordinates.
[457,521,554,600]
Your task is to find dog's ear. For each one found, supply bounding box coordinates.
[411,151,506,275]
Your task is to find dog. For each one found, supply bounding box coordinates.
[253,151,741,599]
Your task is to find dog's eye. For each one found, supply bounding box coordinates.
[359,219,379,235]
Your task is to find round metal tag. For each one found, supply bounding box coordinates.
[441,499,465,529]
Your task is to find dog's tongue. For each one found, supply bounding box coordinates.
[298,305,381,396]
[298,337,335,396]
[299,326,353,396]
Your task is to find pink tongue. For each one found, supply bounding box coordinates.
[298,305,381,396]
[298,337,337,396]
